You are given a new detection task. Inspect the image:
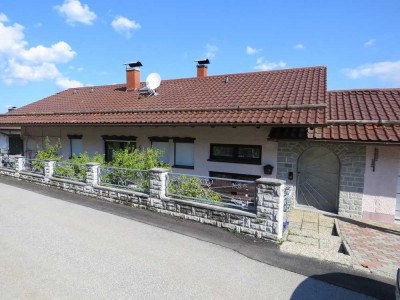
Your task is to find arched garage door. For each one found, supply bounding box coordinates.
[297,147,340,213]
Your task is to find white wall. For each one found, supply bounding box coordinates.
[22,125,278,178]
[0,133,8,152]
[362,145,399,223]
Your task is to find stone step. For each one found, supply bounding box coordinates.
[320,236,343,252]
[287,234,319,247]
[280,242,353,266]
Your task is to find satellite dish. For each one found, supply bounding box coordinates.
[146,73,161,90]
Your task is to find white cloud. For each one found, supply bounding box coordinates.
[254,57,286,71]
[0,20,26,55]
[56,77,83,89]
[69,65,84,72]
[343,60,400,84]
[54,0,96,25]
[0,13,9,22]
[111,16,141,38]
[19,41,76,64]
[205,43,219,59]
[5,59,61,84]
[364,39,376,48]
[294,43,304,50]
[0,13,80,87]
[246,46,261,55]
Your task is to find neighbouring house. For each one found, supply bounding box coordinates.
[0,61,399,223]
[0,126,22,155]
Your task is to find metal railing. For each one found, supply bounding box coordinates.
[0,155,15,169]
[23,159,45,175]
[166,173,256,211]
[53,161,86,182]
[98,166,150,192]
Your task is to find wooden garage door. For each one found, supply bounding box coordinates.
[297,147,340,213]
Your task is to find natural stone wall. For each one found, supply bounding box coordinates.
[0,159,286,240]
[276,141,366,218]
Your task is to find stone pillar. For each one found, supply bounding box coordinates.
[256,178,285,239]
[44,160,56,177]
[86,162,100,186]
[14,155,24,172]
[149,168,169,199]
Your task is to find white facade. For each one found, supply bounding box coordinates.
[22,125,278,178]
[362,145,400,223]
[0,133,8,153]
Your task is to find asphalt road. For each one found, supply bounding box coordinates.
[0,179,388,299]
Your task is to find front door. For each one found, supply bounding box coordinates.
[297,147,340,213]
[8,135,23,155]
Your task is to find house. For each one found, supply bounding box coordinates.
[0,61,399,223]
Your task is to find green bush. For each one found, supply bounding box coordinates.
[36,137,62,161]
[168,175,222,202]
[104,147,170,190]
[109,147,169,170]
[33,137,62,171]
[54,152,105,181]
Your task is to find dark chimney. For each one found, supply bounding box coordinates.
[195,59,210,78]
[124,61,142,90]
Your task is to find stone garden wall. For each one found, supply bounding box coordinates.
[0,157,285,241]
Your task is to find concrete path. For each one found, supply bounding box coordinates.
[337,218,400,280]
[282,210,352,266]
[0,181,375,300]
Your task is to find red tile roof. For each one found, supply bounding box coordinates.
[0,108,325,125]
[0,126,20,130]
[308,89,400,142]
[0,66,327,125]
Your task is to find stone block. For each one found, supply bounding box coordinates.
[250,223,267,231]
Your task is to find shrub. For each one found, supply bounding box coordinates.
[54,152,105,181]
[101,147,170,191]
[36,137,62,161]
[109,147,169,170]
[168,175,222,202]
[32,137,62,171]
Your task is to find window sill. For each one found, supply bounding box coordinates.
[172,165,194,170]
[207,159,261,165]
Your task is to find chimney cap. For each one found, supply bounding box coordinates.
[195,58,210,65]
[124,61,143,69]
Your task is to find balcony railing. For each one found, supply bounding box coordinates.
[166,173,256,212]
[23,159,45,175]
[0,155,15,169]
[98,166,150,193]
[53,161,86,182]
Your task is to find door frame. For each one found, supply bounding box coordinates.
[296,146,341,213]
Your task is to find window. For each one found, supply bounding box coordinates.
[209,171,260,181]
[67,135,83,157]
[149,137,170,164]
[173,137,195,169]
[209,144,262,165]
[102,135,137,162]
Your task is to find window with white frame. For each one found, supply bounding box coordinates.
[173,137,195,169]
[102,135,137,162]
[67,135,83,157]
[149,137,170,164]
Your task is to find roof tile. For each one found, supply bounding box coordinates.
[1,67,327,126]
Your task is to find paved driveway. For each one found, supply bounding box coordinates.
[0,182,373,299]
[337,218,400,280]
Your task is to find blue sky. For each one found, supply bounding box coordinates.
[0,0,399,112]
